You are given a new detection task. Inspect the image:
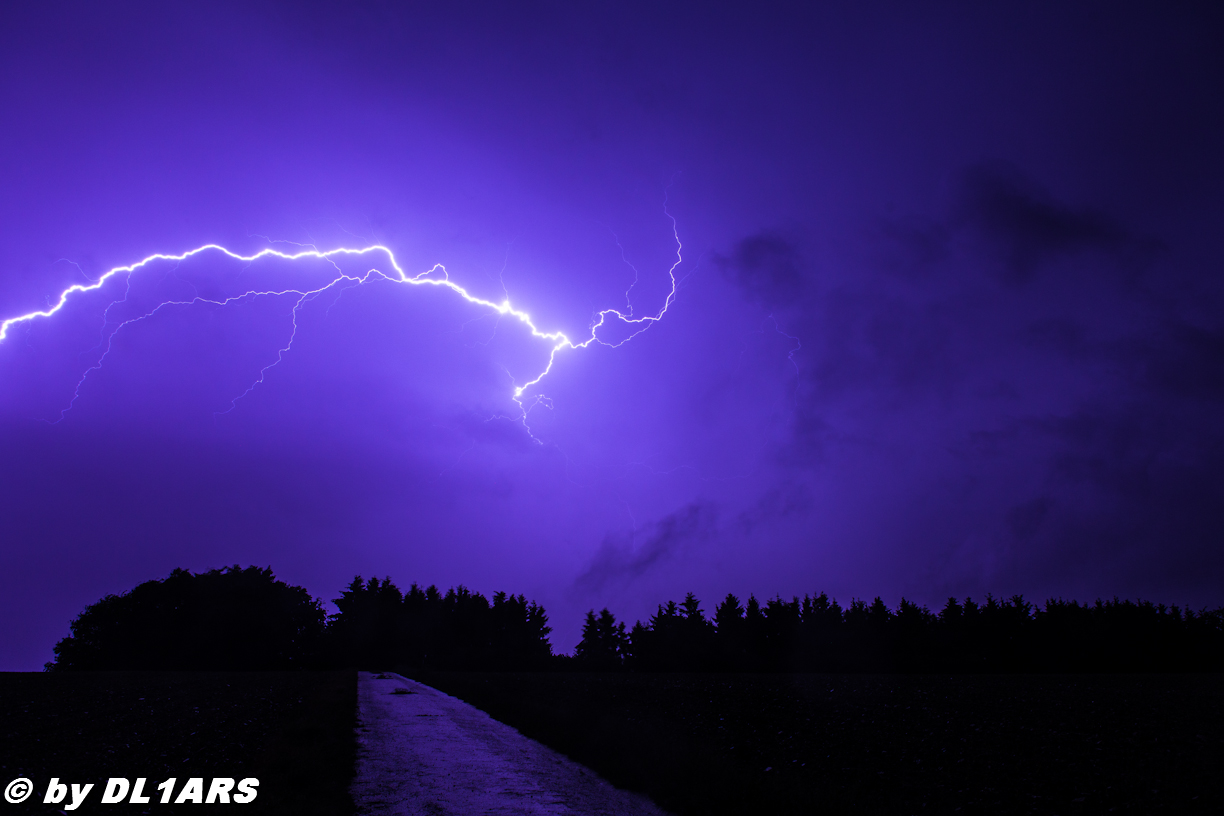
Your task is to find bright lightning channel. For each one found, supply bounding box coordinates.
[0,216,682,431]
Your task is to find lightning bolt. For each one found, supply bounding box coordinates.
[0,211,683,433]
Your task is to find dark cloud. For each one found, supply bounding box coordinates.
[4,2,1224,668]
[878,217,952,270]
[1026,400,1224,560]
[1007,495,1051,541]
[1035,418,1224,597]
[1125,321,1224,401]
[716,233,806,307]
[575,502,717,593]
[959,163,1129,282]
[1038,404,1221,499]
[1022,318,1086,356]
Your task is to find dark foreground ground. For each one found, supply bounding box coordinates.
[411,671,1224,816]
[0,671,354,814]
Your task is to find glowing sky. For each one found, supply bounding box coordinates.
[2,1,1223,668]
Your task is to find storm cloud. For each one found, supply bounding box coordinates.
[1,1,1222,668]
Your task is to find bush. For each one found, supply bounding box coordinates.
[48,566,325,670]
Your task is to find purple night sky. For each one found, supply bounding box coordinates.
[2,2,1222,670]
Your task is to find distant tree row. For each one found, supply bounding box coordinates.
[327,576,553,670]
[47,566,1223,672]
[47,567,552,671]
[570,592,1224,672]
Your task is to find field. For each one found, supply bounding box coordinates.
[412,671,1224,816]
[3,669,1221,815]
[0,671,355,814]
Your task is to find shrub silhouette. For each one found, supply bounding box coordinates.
[48,566,325,670]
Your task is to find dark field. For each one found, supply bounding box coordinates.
[0,671,355,814]
[412,671,1224,816]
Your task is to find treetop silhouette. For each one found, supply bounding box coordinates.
[48,565,325,671]
[46,567,1223,673]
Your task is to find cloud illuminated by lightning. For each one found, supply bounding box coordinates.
[0,213,682,428]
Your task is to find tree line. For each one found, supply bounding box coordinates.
[573,592,1224,672]
[46,566,1224,672]
[326,575,552,670]
[48,567,552,671]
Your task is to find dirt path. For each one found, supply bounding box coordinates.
[351,672,672,816]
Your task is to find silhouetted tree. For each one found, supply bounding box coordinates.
[713,593,748,668]
[327,575,406,669]
[744,594,768,667]
[627,594,719,671]
[574,609,629,669]
[48,566,325,671]
[762,596,802,669]
[796,592,846,671]
[325,576,553,670]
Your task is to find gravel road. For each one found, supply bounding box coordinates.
[351,671,672,816]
